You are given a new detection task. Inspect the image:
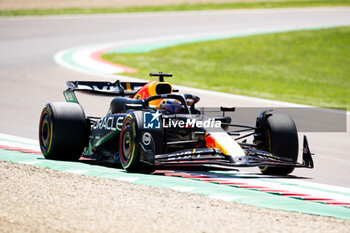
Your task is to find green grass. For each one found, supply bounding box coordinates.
[1,0,350,17]
[102,27,350,109]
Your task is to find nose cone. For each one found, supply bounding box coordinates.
[205,130,245,157]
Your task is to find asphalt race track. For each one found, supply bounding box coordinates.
[0,7,350,189]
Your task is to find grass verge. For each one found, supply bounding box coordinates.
[102,27,350,109]
[1,0,350,17]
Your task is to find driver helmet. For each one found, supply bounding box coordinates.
[159,99,184,114]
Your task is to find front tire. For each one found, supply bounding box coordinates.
[119,114,155,173]
[259,114,299,175]
[39,102,88,161]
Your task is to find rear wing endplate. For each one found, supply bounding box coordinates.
[63,80,147,103]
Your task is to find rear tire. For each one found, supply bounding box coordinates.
[259,114,298,175]
[39,102,88,161]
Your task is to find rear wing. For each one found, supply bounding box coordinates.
[63,80,147,103]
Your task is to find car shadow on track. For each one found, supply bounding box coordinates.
[74,158,312,180]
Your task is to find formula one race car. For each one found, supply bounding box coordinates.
[39,73,314,175]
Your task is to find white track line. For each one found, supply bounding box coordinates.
[114,177,139,182]
[169,186,195,192]
[19,161,42,165]
[0,133,38,145]
[64,169,89,175]
[0,140,40,151]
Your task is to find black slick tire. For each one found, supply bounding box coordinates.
[119,113,155,173]
[260,114,299,175]
[39,102,88,161]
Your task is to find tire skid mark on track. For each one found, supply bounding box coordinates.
[1,133,350,219]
